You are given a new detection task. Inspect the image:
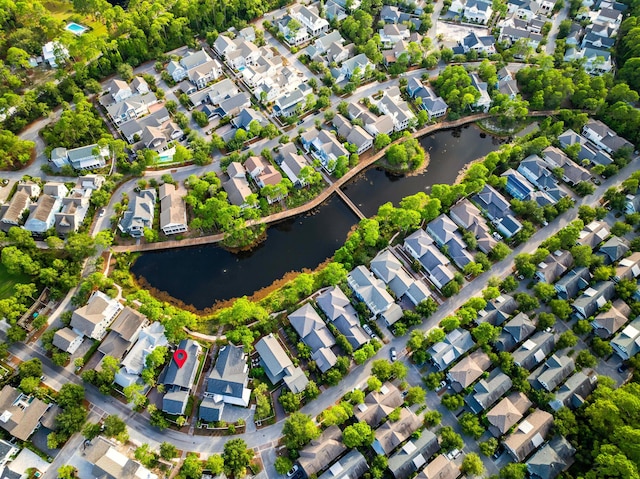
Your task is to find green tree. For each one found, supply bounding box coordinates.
[274,457,293,475]
[279,392,301,413]
[459,412,485,439]
[160,442,178,460]
[57,465,77,479]
[461,453,484,477]
[343,422,375,447]
[439,426,464,452]
[282,413,320,450]
[180,453,203,479]
[223,439,253,478]
[19,358,42,379]
[471,322,500,345]
[404,386,426,406]
[479,438,498,457]
[441,394,464,411]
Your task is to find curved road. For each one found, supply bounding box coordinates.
[20,153,640,477]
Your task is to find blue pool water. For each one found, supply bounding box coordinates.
[66,22,87,35]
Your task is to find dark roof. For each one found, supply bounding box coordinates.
[206,344,249,399]
[526,436,575,479]
[162,339,201,390]
[199,397,224,422]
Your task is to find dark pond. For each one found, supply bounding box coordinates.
[131,125,503,309]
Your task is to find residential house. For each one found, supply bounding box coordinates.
[477,294,518,326]
[53,176,101,234]
[162,339,202,415]
[449,199,497,254]
[497,66,519,98]
[381,4,403,22]
[370,249,431,307]
[115,322,168,388]
[233,108,268,131]
[495,312,536,352]
[332,116,373,155]
[615,252,640,281]
[572,281,615,319]
[558,129,613,166]
[23,194,62,235]
[103,76,149,105]
[301,129,349,171]
[105,91,158,126]
[535,250,574,283]
[407,78,448,119]
[50,143,109,170]
[625,193,640,215]
[549,370,598,411]
[204,343,251,407]
[528,354,575,391]
[324,1,349,23]
[372,408,422,455]
[541,146,592,187]
[355,382,404,427]
[581,31,615,49]
[168,49,221,89]
[427,328,475,371]
[470,72,491,112]
[517,154,558,192]
[53,327,84,354]
[388,431,440,479]
[245,156,283,189]
[71,290,123,340]
[377,88,415,132]
[317,450,369,479]
[582,119,634,155]
[199,397,224,423]
[473,185,523,238]
[316,286,369,349]
[119,107,183,152]
[118,189,156,238]
[159,183,188,236]
[277,143,311,187]
[289,303,337,373]
[579,220,610,250]
[42,41,68,67]
[298,426,347,478]
[456,31,496,53]
[564,47,613,74]
[417,456,460,479]
[466,368,513,413]
[508,0,543,20]
[503,409,554,462]
[426,214,474,269]
[447,349,492,392]
[273,86,308,118]
[612,317,640,360]
[512,331,555,370]
[448,0,466,14]
[526,436,576,479]
[313,31,344,54]
[499,24,543,48]
[555,267,591,300]
[0,386,49,441]
[98,306,147,360]
[255,333,309,393]
[0,190,30,229]
[206,78,240,106]
[592,299,631,338]
[84,436,158,479]
[487,392,533,437]
[597,237,630,265]
[213,35,261,70]
[0,439,18,468]
[379,24,410,47]
[404,229,456,289]
[502,168,537,201]
[335,54,371,82]
[464,0,493,23]
[347,265,395,317]
[292,4,329,37]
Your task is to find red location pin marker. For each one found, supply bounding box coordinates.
[173,349,188,368]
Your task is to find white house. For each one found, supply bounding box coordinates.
[42,41,68,68]
[464,0,493,23]
[70,290,124,340]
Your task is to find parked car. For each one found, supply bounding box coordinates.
[99,209,106,217]
[287,465,299,478]
[437,380,447,391]
[390,347,397,361]
[363,324,373,336]
[446,449,462,460]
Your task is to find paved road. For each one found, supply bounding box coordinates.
[546,2,571,55]
[25,152,640,479]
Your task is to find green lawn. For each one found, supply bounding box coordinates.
[0,264,31,300]
[44,0,108,37]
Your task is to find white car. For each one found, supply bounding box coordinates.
[286,465,299,478]
[446,449,461,460]
[363,324,374,336]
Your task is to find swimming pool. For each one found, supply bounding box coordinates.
[65,22,88,35]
